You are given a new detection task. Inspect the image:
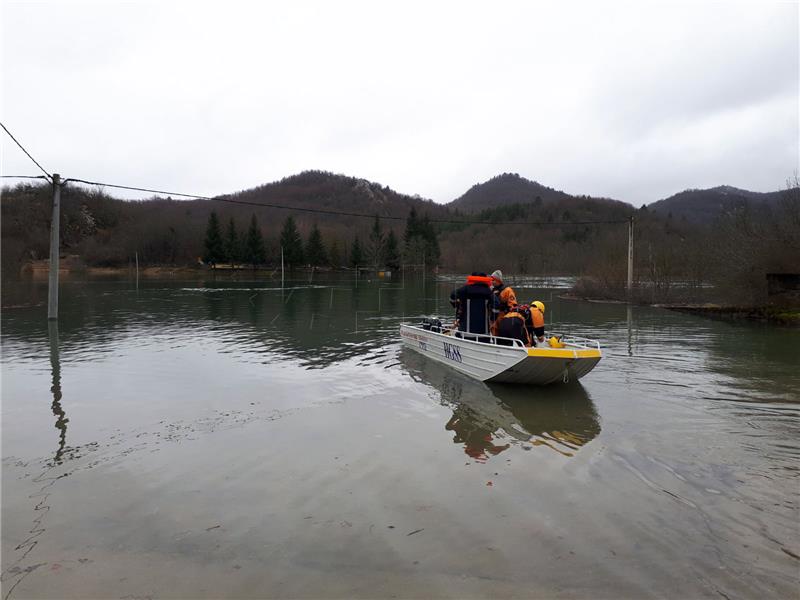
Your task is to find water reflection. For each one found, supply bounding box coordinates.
[400,349,600,460]
[627,304,633,357]
[48,321,68,464]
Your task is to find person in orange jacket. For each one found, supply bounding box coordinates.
[490,270,517,321]
[529,300,546,344]
[514,301,546,346]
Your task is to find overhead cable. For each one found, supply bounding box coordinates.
[67,177,629,226]
[0,122,52,181]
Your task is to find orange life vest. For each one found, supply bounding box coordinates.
[495,310,531,345]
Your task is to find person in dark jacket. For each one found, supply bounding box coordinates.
[450,273,494,335]
[495,307,531,347]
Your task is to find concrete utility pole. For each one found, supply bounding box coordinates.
[627,216,634,299]
[48,174,61,320]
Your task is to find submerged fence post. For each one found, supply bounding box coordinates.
[47,174,61,320]
[627,216,634,300]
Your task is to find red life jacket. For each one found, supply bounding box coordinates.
[466,275,492,286]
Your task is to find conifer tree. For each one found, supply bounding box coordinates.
[203,210,224,266]
[368,215,385,268]
[384,230,401,270]
[403,207,424,265]
[224,217,239,264]
[420,214,440,264]
[350,236,364,268]
[244,214,266,267]
[305,223,327,267]
[279,215,304,267]
[404,207,420,248]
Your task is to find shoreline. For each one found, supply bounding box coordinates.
[559,293,800,326]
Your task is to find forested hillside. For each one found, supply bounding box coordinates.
[3,171,797,305]
[646,186,785,224]
[0,171,446,273]
[448,173,575,212]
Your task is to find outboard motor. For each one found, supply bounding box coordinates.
[421,318,443,332]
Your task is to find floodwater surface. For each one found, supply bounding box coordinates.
[2,273,798,599]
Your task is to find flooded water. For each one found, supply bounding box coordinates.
[2,272,798,599]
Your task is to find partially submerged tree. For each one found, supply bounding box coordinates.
[244,214,266,267]
[403,208,439,267]
[368,215,385,269]
[305,223,327,267]
[279,215,304,267]
[350,236,364,268]
[203,211,224,266]
[384,230,401,270]
[224,217,240,264]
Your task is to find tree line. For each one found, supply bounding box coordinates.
[201,206,440,270]
[3,172,796,307]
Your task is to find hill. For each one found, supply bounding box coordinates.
[448,173,575,212]
[4,170,796,308]
[1,170,448,272]
[645,185,784,225]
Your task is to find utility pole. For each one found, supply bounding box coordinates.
[48,174,61,320]
[627,216,634,299]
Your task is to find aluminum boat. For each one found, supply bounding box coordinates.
[400,322,602,385]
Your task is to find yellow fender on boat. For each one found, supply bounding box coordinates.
[549,336,565,348]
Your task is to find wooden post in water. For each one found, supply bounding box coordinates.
[47,174,61,320]
[627,216,634,300]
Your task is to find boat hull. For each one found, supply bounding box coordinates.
[400,324,601,385]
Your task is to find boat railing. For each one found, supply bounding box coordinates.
[550,333,601,350]
[453,330,527,348]
[406,322,600,351]
[406,322,526,348]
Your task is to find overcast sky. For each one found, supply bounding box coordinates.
[2,1,798,205]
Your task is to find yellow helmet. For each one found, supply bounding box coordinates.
[532,300,545,313]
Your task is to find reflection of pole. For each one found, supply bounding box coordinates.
[47,174,61,320]
[281,246,285,288]
[135,251,139,290]
[627,304,633,357]
[48,321,68,463]
[627,216,634,300]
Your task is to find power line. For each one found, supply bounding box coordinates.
[0,122,52,181]
[1,175,50,180]
[66,178,215,200]
[66,177,629,227]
